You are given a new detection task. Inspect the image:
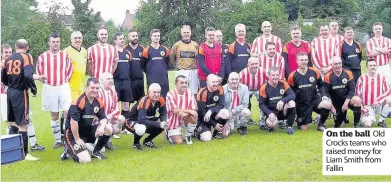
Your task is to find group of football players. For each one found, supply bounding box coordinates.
[1,20,391,163]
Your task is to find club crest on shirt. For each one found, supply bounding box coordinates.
[73,144,80,151]
[126,54,130,59]
[160,51,165,56]
[94,106,99,113]
[213,95,219,101]
[342,78,348,84]
[224,49,228,53]
[247,49,250,53]
[355,48,360,53]
[309,77,315,82]
[139,52,142,57]
[280,89,285,95]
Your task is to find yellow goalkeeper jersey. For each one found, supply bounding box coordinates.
[64,46,87,99]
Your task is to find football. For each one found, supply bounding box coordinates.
[184,115,197,125]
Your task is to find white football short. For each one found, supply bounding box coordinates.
[42,83,72,112]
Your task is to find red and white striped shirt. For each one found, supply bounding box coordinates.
[355,73,391,106]
[231,90,240,109]
[251,35,282,54]
[331,34,344,44]
[239,67,267,91]
[311,36,338,69]
[87,44,119,79]
[166,89,197,130]
[366,36,391,66]
[36,51,74,86]
[98,86,120,118]
[258,53,285,79]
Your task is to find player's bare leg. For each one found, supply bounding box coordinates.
[212,109,231,138]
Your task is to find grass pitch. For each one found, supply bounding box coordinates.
[1,69,391,181]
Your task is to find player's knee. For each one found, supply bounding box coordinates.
[266,119,276,128]
[104,125,113,135]
[51,112,59,120]
[19,124,27,131]
[241,108,251,118]
[134,123,146,136]
[77,151,91,164]
[117,115,126,125]
[200,132,212,142]
[217,109,230,120]
[320,101,332,110]
[287,100,296,108]
[172,137,183,144]
[300,124,309,130]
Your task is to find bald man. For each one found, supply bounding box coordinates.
[124,83,167,150]
[324,57,362,128]
[1,39,39,160]
[251,21,283,54]
[223,72,251,135]
[195,74,230,141]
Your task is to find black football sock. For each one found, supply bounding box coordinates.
[352,106,361,126]
[19,131,28,155]
[144,128,163,143]
[93,135,111,153]
[319,108,330,125]
[287,108,296,127]
[9,125,19,134]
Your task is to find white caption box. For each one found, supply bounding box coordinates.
[323,128,391,175]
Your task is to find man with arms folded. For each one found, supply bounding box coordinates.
[223,72,251,135]
[165,75,198,145]
[355,58,391,128]
[195,74,230,141]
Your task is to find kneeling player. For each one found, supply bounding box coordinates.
[324,57,362,128]
[356,59,391,128]
[259,67,296,134]
[287,52,332,131]
[223,72,251,135]
[61,78,113,163]
[166,75,198,145]
[124,83,167,150]
[195,74,231,141]
[98,73,126,149]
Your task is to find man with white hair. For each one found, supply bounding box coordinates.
[324,57,362,128]
[124,83,167,150]
[259,66,296,134]
[227,24,251,73]
[366,22,391,84]
[239,57,267,126]
[165,75,198,145]
[61,78,113,162]
[223,72,251,135]
[98,72,126,149]
[355,58,390,128]
[169,25,199,95]
[195,74,231,141]
[251,21,283,54]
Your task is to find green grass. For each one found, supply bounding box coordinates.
[2,67,391,181]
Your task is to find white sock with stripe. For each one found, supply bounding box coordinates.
[51,120,61,142]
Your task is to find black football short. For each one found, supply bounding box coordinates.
[296,97,322,126]
[195,112,227,138]
[266,109,287,121]
[64,125,98,162]
[131,79,145,103]
[7,88,29,126]
[114,79,133,102]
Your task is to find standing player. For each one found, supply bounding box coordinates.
[1,39,39,160]
[366,22,391,83]
[141,29,170,98]
[113,32,133,119]
[251,21,283,55]
[282,25,312,76]
[169,25,199,95]
[227,24,251,73]
[1,44,45,151]
[239,57,267,126]
[324,57,362,128]
[329,21,344,43]
[197,27,225,88]
[259,42,286,79]
[355,59,390,128]
[165,75,198,145]
[259,66,296,134]
[195,74,230,141]
[61,78,113,162]
[98,73,126,149]
[124,83,167,150]
[215,30,230,85]
[125,30,145,103]
[36,33,74,149]
[337,26,362,84]
[223,72,251,135]
[287,52,332,131]
[87,27,119,79]
[311,25,338,77]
